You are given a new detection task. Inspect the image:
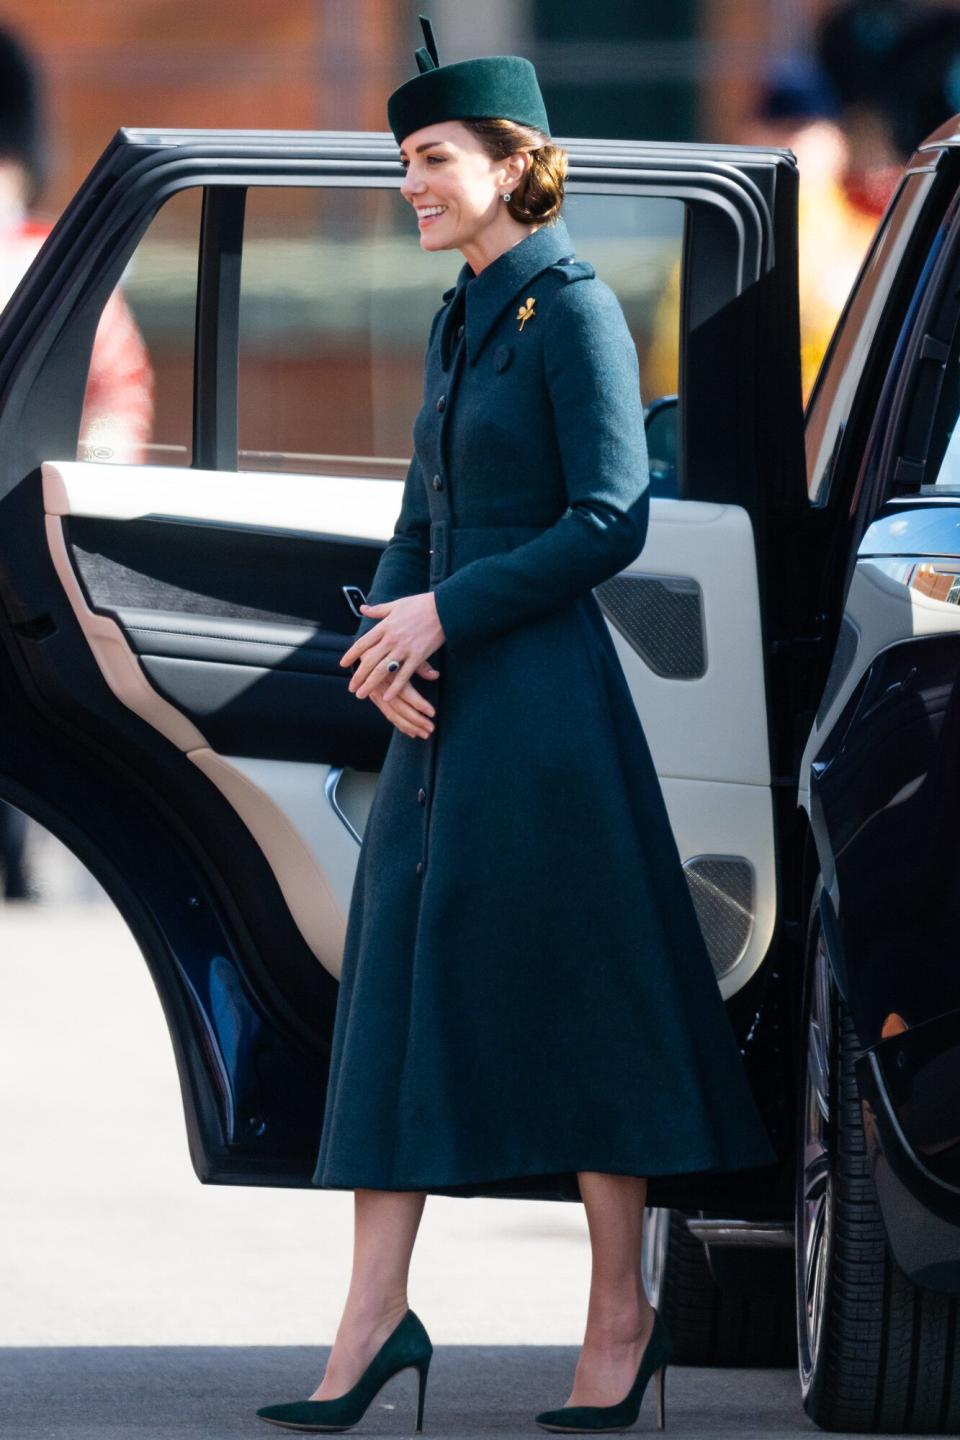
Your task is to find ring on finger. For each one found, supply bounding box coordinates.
[385,657,401,672]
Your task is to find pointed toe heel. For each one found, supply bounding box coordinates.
[534,1308,672,1433]
[255,1308,433,1433]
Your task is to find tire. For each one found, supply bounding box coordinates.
[641,1205,796,1366]
[796,883,960,1431]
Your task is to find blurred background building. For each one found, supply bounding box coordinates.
[6,0,960,899]
[4,0,956,208]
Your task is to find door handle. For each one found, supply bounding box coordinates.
[341,584,368,620]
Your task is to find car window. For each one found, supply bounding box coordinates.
[927,411,960,491]
[884,196,960,500]
[805,173,931,505]
[236,186,682,478]
[916,315,960,494]
[76,187,201,468]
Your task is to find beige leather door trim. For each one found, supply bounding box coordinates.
[45,513,208,751]
[44,509,350,978]
[188,748,347,977]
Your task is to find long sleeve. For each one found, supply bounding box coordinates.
[352,450,431,643]
[430,278,650,652]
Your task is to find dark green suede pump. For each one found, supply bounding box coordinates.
[256,1308,433,1433]
[534,1307,672,1433]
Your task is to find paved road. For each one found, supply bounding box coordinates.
[0,834,872,1437]
[2,1346,815,1438]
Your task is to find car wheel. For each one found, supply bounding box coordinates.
[642,1205,795,1365]
[797,883,960,1431]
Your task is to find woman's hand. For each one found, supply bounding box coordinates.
[339,591,446,736]
[367,676,436,740]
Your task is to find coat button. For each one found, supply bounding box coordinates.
[417,787,426,804]
[436,394,446,412]
[432,473,443,490]
[415,860,424,876]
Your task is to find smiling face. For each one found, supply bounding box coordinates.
[398,119,531,256]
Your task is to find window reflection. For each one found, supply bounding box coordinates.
[237,187,683,477]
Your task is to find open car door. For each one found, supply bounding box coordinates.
[0,129,804,1202]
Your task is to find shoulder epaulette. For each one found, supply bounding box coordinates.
[549,256,596,283]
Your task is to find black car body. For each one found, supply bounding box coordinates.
[2,125,960,1430]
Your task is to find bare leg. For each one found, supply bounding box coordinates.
[564,1172,656,1407]
[310,1187,427,1400]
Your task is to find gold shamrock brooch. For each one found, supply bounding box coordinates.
[517,295,536,331]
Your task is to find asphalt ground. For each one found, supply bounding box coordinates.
[0,826,891,1438]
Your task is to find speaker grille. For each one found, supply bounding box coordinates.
[596,573,705,679]
[683,856,755,978]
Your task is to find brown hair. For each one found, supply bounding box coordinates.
[460,117,567,226]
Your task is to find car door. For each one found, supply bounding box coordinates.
[789,127,960,1432]
[0,128,804,1194]
[799,136,960,1228]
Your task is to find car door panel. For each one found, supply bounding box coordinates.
[599,497,774,994]
[46,446,777,996]
[797,138,960,1289]
[43,458,391,978]
[122,613,353,676]
[44,459,392,764]
[658,775,776,991]
[608,500,769,785]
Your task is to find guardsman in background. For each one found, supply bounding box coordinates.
[0,25,154,462]
[0,25,154,900]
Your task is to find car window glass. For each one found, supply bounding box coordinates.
[918,320,960,493]
[236,186,682,478]
[805,174,930,505]
[927,450,960,491]
[926,400,960,492]
[76,187,201,467]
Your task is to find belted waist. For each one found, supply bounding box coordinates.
[428,522,550,582]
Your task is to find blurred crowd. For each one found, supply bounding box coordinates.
[647,0,960,402]
[780,0,960,397]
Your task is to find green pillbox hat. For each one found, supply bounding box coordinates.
[387,14,551,147]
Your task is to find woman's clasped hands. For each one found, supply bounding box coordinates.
[340,591,446,740]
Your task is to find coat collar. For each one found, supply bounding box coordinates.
[439,215,575,368]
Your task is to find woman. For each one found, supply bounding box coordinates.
[257,16,777,1435]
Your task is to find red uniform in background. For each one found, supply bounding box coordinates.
[0,22,155,901]
[0,215,154,463]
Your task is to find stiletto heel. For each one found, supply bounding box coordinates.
[415,1353,431,1432]
[534,1307,673,1433]
[256,1308,433,1433]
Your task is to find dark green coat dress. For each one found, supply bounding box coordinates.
[312,213,777,1200]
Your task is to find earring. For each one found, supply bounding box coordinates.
[502,192,512,201]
